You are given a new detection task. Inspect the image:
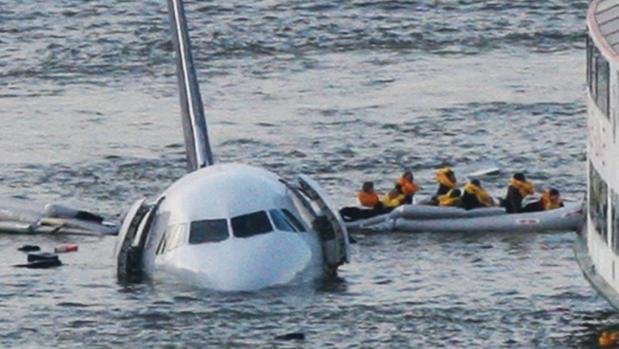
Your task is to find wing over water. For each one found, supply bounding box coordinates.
[167,0,214,170]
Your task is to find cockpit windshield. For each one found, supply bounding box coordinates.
[269,209,307,232]
[231,211,272,238]
[189,219,229,244]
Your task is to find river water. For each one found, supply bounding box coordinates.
[0,0,613,347]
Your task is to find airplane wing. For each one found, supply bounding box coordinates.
[0,198,118,236]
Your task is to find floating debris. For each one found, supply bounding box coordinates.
[54,244,78,253]
[17,245,40,252]
[14,252,62,269]
[274,332,305,341]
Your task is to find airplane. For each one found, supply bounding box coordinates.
[114,0,350,291]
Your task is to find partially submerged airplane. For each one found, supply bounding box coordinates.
[113,0,350,291]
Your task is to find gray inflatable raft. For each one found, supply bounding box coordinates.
[0,198,118,236]
[346,201,584,233]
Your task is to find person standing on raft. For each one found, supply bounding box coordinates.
[398,171,421,204]
[432,167,457,204]
[502,173,535,213]
[461,179,494,210]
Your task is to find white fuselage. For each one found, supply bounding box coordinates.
[140,163,325,291]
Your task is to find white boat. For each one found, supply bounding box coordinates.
[113,0,349,291]
[346,201,583,234]
[574,0,619,309]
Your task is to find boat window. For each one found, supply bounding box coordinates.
[613,192,619,254]
[189,219,229,244]
[587,35,592,93]
[269,209,297,232]
[596,51,610,118]
[156,223,188,255]
[588,34,596,99]
[589,161,608,243]
[283,209,307,232]
[231,211,272,238]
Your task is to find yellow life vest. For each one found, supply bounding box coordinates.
[438,190,461,207]
[510,179,535,198]
[436,168,456,189]
[463,182,494,207]
[542,191,562,210]
[382,194,405,208]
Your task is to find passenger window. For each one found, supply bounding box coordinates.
[231,211,272,238]
[189,219,229,244]
[269,209,296,232]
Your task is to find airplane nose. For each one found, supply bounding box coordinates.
[174,232,319,291]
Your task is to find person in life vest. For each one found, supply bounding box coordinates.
[502,173,535,213]
[398,171,421,205]
[382,183,406,209]
[521,188,564,213]
[438,188,462,207]
[357,181,382,209]
[460,179,494,210]
[432,167,457,204]
[339,181,387,222]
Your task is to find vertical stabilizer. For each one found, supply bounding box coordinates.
[167,0,214,170]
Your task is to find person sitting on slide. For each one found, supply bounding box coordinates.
[432,167,457,204]
[502,173,535,213]
[398,171,421,205]
[438,189,462,207]
[382,183,406,209]
[461,179,494,210]
[520,188,564,212]
[339,181,387,222]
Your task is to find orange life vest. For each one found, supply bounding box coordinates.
[357,191,380,208]
[399,177,420,196]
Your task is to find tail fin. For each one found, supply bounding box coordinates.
[167,0,214,170]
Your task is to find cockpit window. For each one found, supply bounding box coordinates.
[156,223,188,255]
[189,219,229,244]
[282,209,307,232]
[269,209,296,232]
[231,211,272,238]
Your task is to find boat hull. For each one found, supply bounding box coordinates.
[574,229,619,309]
[346,201,584,233]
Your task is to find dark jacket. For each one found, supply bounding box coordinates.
[503,185,524,213]
[460,191,485,210]
[431,183,453,204]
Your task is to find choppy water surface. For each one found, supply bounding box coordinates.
[0,0,613,347]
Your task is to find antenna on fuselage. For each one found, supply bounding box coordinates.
[167,0,214,170]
